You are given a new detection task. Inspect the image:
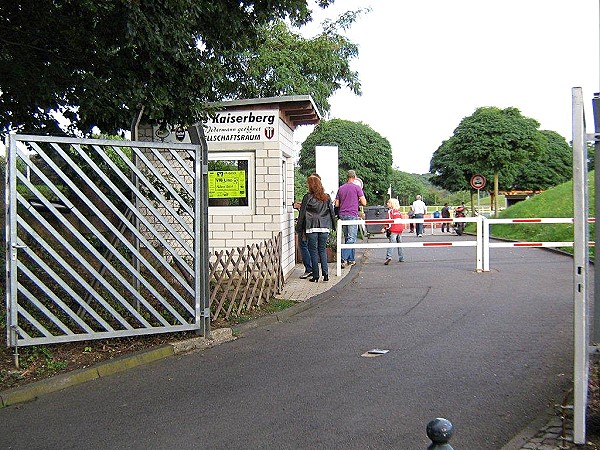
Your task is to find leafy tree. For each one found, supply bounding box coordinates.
[389,169,431,205]
[0,0,363,136]
[510,130,572,190]
[226,14,362,115]
[299,119,392,205]
[588,141,595,172]
[388,169,458,207]
[430,107,546,214]
[430,138,472,192]
[294,167,308,201]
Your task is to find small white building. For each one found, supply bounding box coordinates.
[138,95,321,278]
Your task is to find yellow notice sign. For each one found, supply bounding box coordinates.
[208,170,246,198]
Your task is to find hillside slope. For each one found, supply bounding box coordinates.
[489,171,595,246]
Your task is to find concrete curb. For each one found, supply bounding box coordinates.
[0,328,235,408]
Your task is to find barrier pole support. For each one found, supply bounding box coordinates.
[336,220,342,277]
[476,216,483,272]
[482,216,490,272]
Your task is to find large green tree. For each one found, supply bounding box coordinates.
[226,14,362,115]
[299,119,392,204]
[389,170,431,205]
[430,107,546,214]
[0,1,361,136]
[510,130,572,190]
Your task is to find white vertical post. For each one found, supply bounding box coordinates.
[572,87,589,445]
[475,216,483,272]
[481,216,490,272]
[336,219,342,277]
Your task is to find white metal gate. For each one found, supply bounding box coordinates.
[5,134,209,348]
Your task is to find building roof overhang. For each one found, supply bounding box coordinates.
[211,95,321,129]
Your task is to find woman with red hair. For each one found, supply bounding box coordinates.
[295,174,336,282]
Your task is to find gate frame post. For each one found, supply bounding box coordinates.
[5,134,17,344]
[188,125,211,337]
[572,86,589,445]
[5,134,20,360]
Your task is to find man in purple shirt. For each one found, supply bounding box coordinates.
[335,170,367,268]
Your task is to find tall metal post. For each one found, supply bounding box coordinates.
[572,87,589,445]
[5,134,19,367]
[593,93,600,343]
[188,124,211,336]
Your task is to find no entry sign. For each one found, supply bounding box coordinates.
[470,174,486,190]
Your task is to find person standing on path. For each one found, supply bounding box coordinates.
[296,175,336,282]
[382,198,405,264]
[441,202,451,233]
[407,206,415,233]
[335,170,367,268]
[293,200,312,278]
[412,195,427,237]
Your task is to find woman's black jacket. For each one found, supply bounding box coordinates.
[295,193,336,235]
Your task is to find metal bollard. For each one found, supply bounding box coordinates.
[426,418,454,450]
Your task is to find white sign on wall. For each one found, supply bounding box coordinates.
[203,110,278,143]
[315,145,339,201]
[152,110,279,144]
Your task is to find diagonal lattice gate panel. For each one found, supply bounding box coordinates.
[5,134,208,347]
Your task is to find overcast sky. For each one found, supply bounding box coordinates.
[294,0,600,175]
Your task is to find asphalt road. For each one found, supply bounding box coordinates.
[0,236,577,449]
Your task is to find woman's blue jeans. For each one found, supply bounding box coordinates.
[307,231,329,279]
[299,235,312,273]
[386,232,404,261]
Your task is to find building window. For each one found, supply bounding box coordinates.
[208,152,254,214]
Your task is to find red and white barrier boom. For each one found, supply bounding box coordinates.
[334,216,594,277]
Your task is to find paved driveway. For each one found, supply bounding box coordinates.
[0,237,577,449]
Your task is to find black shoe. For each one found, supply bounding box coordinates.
[323,275,329,282]
[309,277,319,282]
[300,272,311,279]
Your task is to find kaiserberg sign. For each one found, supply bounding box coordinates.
[154,110,279,144]
[205,110,278,142]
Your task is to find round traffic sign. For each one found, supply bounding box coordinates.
[470,174,486,190]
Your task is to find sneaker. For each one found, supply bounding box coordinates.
[418,234,423,237]
[384,258,391,265]
[347,260,356,266]
[398,258,404,262]
[340,261,347,268]
[300,272,312,279]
